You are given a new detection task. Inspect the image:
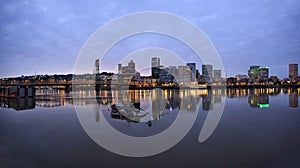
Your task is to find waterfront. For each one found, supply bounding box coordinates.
[0,88,300,167]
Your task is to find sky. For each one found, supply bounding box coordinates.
[0,0,300,79]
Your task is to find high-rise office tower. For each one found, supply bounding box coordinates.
[128,60,135,70]
[257,66,269,82]
[202,64,213,83]
[119,60,136,83]
[187,63,196,82]
[248,65,260,82]
[94,59,99,74]
[213,69,221,81]
[151,57,161,79]
[248,65,269,82]
[118,64,122,74]
[151,57,160,68]
[289,64,298,79]
[178,66,192,83]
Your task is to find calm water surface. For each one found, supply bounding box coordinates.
[1,88,300,168]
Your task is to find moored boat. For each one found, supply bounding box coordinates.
[110,103,148,121]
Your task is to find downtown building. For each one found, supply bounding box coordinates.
[201,64,222,84]
[236,74,248,82]
[151,57,198,85]
[151,57,175,84]
[289,64,298,80]
[202,64,213,83]
[177,66,192,84]
[257,66,269,82]
[94,59,100,74]
[213,69,222,83]
[151,57,161,79]
[117,60,137,84]
[187,63,196,82]
[248,65,269,83]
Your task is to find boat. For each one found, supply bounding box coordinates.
[110,104,122,117]
[110,103,148,121]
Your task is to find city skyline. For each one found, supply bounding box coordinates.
[0,0,300,79]
[111,58,299,82]
[0,58,298,82]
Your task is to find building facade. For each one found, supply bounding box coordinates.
[236,74,248,81]
[187,63,196,82]
[248,65,269,83]
[257,66,269,82]
[248,66,260,82]
[202,64,213,83]
[213,69,222,82]
[151,57,161,79]
[94,59,99,74]
[118,60,136,83]
[177,66,192,84]
[289,64,298,80]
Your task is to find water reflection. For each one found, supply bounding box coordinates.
[108,89,209,123]
[289,88,298,108]
[248,89,269,108]
[226,88,299,108]
[0,97,35,111]
[0,88,299,112]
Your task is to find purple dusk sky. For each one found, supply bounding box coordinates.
[0,0,299,79]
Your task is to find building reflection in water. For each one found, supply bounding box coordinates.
[107,88,225,123]
[0,97,35,111]
[202,89,212,111]
[1,87,298,113]
[248,88,269,108]
[289,88,298,108]
[226,87,299,109]
[111,89,179,121]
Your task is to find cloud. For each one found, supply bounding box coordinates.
[0,0,299,78]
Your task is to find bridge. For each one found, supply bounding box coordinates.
[0,85,35,98]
